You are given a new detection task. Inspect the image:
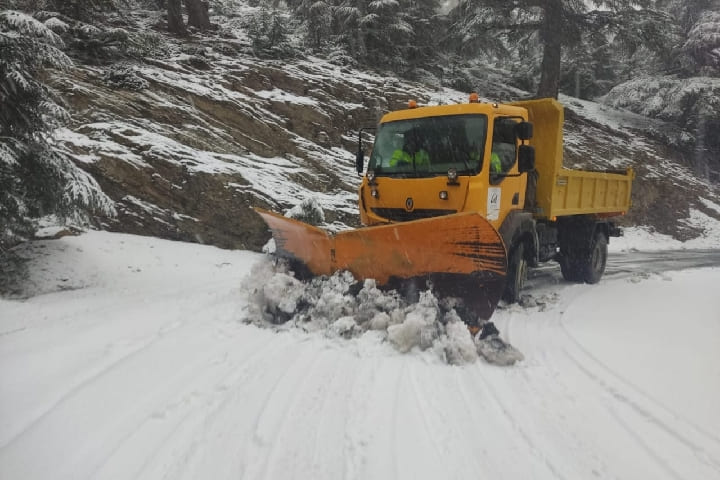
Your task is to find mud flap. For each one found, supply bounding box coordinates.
[255,209,508,321]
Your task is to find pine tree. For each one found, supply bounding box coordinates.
[246,5,291,56]
[167,0,186,34]
[0,11,114,252]
[447,0,658,98]
[184,0,211,31]
[683,10,720,75]
[46,0,125,21]
[298,0,332,50]
[334,0,416,70]
[657,0,720,75]
[402,0,441,67]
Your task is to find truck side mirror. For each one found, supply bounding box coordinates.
[356,149,364,174]
[516,121,533,140]
[518,145,535,173]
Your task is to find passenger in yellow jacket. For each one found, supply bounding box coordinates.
[490,152,502,173]
[390,148,430,167]
[389,134,430,167]
[468,150,502,173]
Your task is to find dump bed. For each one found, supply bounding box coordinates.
[512,99,634,220]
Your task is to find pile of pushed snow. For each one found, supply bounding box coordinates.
[241,259,499,365]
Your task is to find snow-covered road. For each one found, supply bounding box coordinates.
[1,232,719,480]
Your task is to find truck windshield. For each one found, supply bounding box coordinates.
[368,114,488,177]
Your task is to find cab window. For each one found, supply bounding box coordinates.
[490,117,518,184]
[368,114,488,177]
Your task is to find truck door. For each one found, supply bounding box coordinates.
[487,117,523,229]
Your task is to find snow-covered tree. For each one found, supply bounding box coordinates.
[402,0,441,67]
[681,9,720,75]
[165,0,212,34]
[46,0,126,21]
[246,5,293,56]
[297,0,333,49]
[447,0,661,98]
[0,11,114,252]
[335,0,416,70]
[167,0,187,34]
[184,0,211,30]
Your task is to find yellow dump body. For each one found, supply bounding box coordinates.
[512,98,634,219]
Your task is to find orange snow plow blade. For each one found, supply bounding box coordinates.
[255,208,508,321]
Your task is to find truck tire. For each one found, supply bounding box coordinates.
[503,242,527,303]
[559,251,584,282]
[583,231,607,284]
[559,231,607,284]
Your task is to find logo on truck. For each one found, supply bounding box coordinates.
[487,187,501,220]
[405,197,414,212]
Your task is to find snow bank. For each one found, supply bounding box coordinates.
[610,215,720,252]
[241,259,495,365]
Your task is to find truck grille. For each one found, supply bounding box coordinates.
[371,208,457,222]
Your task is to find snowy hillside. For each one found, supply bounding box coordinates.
[1,231,719,479]
[42,8,720,248]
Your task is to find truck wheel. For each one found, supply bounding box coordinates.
[559,250,584,282]
[583,231,607,284]
[503,242,527,303]
[559,232,607,284]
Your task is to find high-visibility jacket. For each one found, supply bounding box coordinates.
[490,152,502,173]
[390,149,430,167]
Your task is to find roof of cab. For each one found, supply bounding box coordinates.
[380,102,528,124]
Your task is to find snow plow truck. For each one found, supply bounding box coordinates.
[255,96,634,328]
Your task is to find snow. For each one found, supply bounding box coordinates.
[2,231,719,479]
[610,214,720,252]
[601,76,720,129]
[254,88,320,106]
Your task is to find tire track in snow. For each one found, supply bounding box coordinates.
[453,368,502,474]
[406,362,451,474]
[0,281,237,451]
[560,347,720,477]
[91,329,281,480]
[308,351,353,479]
[518,286,720,478]
[414,364,489,477]
[561,349,687,480]
[342,356,384,480]
[560,321,720,450]
[240,338,321,480]
[0,312,189,452]
[391,361,405,480]
[144,329,297,480]
[469,365,571,480]
[259,346,339,480]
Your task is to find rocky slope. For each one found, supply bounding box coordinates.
[49,19,720,250]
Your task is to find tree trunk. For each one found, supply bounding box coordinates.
[184,0,211,30]
[537,0,563,98]
[167,0,186,34]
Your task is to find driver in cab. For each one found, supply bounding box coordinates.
[389,131,429,167]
